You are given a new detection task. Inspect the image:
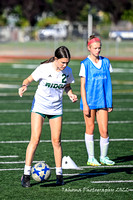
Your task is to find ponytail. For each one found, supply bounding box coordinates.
[40,57,55,64]
[40,46,71,65]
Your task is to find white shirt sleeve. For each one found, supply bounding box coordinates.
[31,65,43,82]
[79,63,85,77]
[109,64,113,73]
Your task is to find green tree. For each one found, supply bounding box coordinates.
[0,0,50,26]
[89,0,132,24]
[121,9,133,23]
[53,0,88,21]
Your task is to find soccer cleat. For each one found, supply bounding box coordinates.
[56,175,64,186]
[100,156,115,166]
[87,157,101,166]
[21,175,31,187]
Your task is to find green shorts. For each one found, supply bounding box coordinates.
[32,111,62,119]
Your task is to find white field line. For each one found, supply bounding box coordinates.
[63,172,108,176]
[0,168,24,171]
[0,155,18,158]
[0,99,133,104]
[0,92,133,96]
[12,64,37,69]
[113,99,133,102]
[0,100,32,103]
[0,84,19,89]
[0,165,133,175]
[0,108,133,113]
[113,68,133,73]
[10,65,133,72]
[91,180,133,183]
[0,164,133,168]
[0,121,133,126]
[0,138,133,144]
[0,74,19,78]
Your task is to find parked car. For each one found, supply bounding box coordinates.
[38,25,67,40]
[109,30,133,42]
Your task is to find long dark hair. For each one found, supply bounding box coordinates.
[41,46,71,64]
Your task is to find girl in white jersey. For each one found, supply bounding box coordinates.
[19,46,77,187]
[79,35,115,166]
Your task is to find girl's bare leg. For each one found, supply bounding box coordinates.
[49,116,62,168]
[25,112,44,166]
[96,109,108,138]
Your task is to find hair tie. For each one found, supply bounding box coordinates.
[88,38,101,46]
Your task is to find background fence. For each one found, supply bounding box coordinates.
[0,39,133,59]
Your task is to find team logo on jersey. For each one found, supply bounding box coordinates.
[45,82,65,89]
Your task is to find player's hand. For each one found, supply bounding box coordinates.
[18,85,27,97]
[108,107,113,112]
[83,105,91,117]
[69,94,78,103]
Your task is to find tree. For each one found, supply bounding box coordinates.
[0,0,51,26]
[89,0,132,24]
[53,0,88,21]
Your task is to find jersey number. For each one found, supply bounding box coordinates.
[62,74,68,83]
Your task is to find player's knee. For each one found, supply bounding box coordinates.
[52,138,61,148]
[30,137,40,147]
[100,129,108,137]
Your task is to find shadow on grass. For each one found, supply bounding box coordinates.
[31,166,133,187]
[113,155,133,163]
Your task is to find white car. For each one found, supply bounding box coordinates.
[38,25,67,40]
[109,30,133,42]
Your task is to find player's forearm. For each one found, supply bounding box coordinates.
[22,75,34,86]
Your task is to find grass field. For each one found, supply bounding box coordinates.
[0,58,133,200]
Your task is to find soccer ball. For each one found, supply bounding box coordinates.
[31,161,51,182]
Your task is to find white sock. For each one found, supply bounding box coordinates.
[85,133,94,160]
[56,167,62,175]
[24,165,31,176]
[100,136,109,158]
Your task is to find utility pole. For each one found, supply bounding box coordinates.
[88,13,93,37]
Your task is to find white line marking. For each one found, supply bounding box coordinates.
[0,121,132,126]
[0,165,133,172]
[81,165,133,169]
[0,99,133,103]
[0,168,24,171]
[0,92,133,96]
[91,180,133,183]
[0,100,32,103]
[63,172,108,176]
[0,84,19,89]
[113,68,133,73]
[0,155,18,158]
[114,99,133,102]
[12,64,37,69]
[0,74,19,78]
[129,189,133,192]
[0,108,133,113]
[0,138,133,144]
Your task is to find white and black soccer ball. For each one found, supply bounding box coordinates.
[31,161,51,182]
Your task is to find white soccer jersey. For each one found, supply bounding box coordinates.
[31,62,74,115]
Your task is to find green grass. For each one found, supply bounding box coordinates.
[0,59,133,200]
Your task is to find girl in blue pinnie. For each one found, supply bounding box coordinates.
[79,35,115,166]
